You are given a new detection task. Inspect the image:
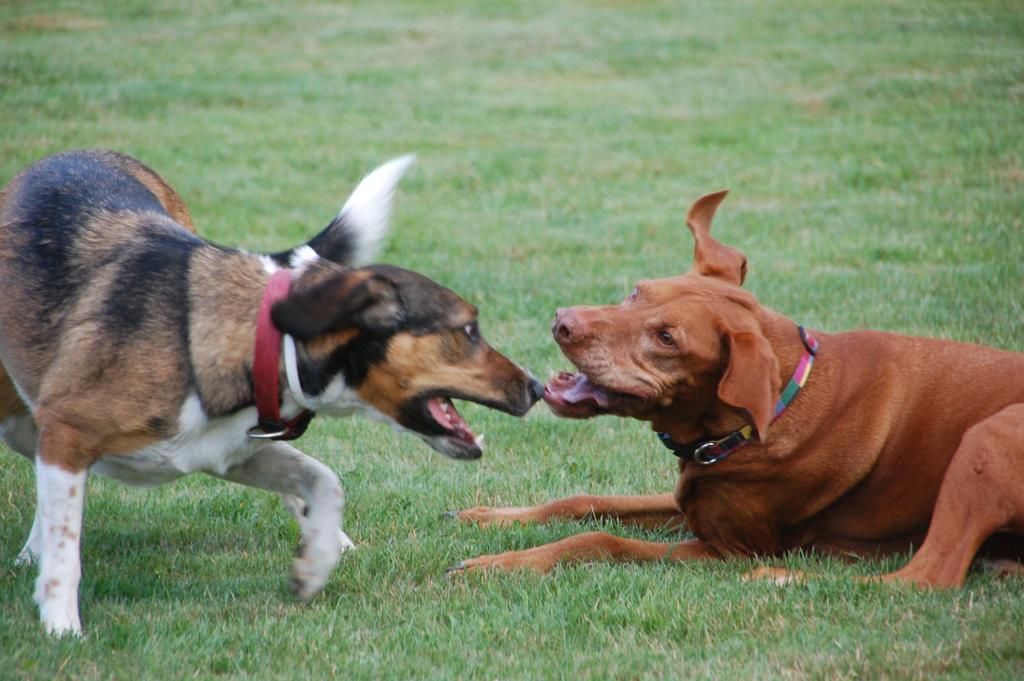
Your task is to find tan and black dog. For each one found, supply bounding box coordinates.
[0,149,543,635]
[450,190,1024,587]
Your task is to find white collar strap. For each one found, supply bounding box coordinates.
[283,334,315,411]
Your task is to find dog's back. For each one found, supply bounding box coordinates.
[0,150,198,434]
[0,149,195,234]
[0,151,202,391]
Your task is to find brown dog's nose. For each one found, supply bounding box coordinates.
[553,307,585,345]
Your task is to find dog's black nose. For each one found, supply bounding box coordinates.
[528,377,545,403]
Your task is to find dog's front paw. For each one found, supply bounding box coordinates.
[443,506,536,527]
[290,561,330,601]
[446,549,555,577]
[290,540,342,601]
[741,566,807,585]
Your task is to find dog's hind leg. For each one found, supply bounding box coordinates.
[15,509,42,567]
[1,413,38,461]
[451,493,685,530]
[747,406,1024,589]
[883,404,1024,588]
[0,367,37,460]
[32,419,91,636]
[212,442,349,600]
[1,375,45,567]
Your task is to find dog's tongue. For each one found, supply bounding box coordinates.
[427,397,476,444]
[543,372,611,419]
[547,372,610,406]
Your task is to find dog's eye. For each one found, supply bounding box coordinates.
[463,322,479,343]
[656,330,675,346]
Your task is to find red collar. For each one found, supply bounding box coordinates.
[248,269,315,441]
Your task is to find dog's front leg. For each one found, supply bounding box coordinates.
[280,493,356,554]
[214,443,348,600]
[449,534,719,574]
[451,493,684,529]
[33,454,87,636]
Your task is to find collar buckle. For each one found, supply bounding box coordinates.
[247,423,290,440]
[247,411,314,441]
[693,440,727,466]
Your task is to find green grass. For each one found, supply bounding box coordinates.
[1,0,1023,678]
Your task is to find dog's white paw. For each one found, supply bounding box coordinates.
[39,602,82,637]
[290,531,354,600]
[290,538,342,601]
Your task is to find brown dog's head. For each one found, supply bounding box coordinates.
[544,190,781,441]
[273,260,543,459]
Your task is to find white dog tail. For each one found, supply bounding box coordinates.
[278,154,415,268]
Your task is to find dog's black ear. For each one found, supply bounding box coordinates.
[686,190,748,286]
[271,270,402,340]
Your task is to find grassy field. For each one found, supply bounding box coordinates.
[1,0,1022,678]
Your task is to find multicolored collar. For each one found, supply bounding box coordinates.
[657,326,819,465]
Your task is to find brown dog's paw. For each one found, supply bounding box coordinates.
[445,550,555,577]
[443,506,536,527]
[444,555,510,577]
[742,566,807,585]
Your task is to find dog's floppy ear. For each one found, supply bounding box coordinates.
[716,318,780,441]
[686,190,748,286]
[271,270,402,340]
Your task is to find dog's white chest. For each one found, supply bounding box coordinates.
[91,395,259,486]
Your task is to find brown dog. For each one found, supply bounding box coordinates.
[451,190,1024,587]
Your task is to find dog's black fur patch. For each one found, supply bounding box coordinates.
[102,229,197,338]
[294,264,473,392]
[11,153,176,327]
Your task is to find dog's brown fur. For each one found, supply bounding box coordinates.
[1,149,542,634]
[0,151,538,470]
[0,151,195,443]
[452,190,1024,588]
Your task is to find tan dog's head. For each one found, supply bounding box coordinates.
[273,260,543,459]
[544,190,781,440]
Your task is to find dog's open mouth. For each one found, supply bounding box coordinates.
[426,396,479,446]
[544,371,646,419]
[412,395,484,460]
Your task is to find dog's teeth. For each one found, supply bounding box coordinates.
[548,368,557,380]
[475,433,485,450]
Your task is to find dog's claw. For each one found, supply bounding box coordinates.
[444,562,467,579]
